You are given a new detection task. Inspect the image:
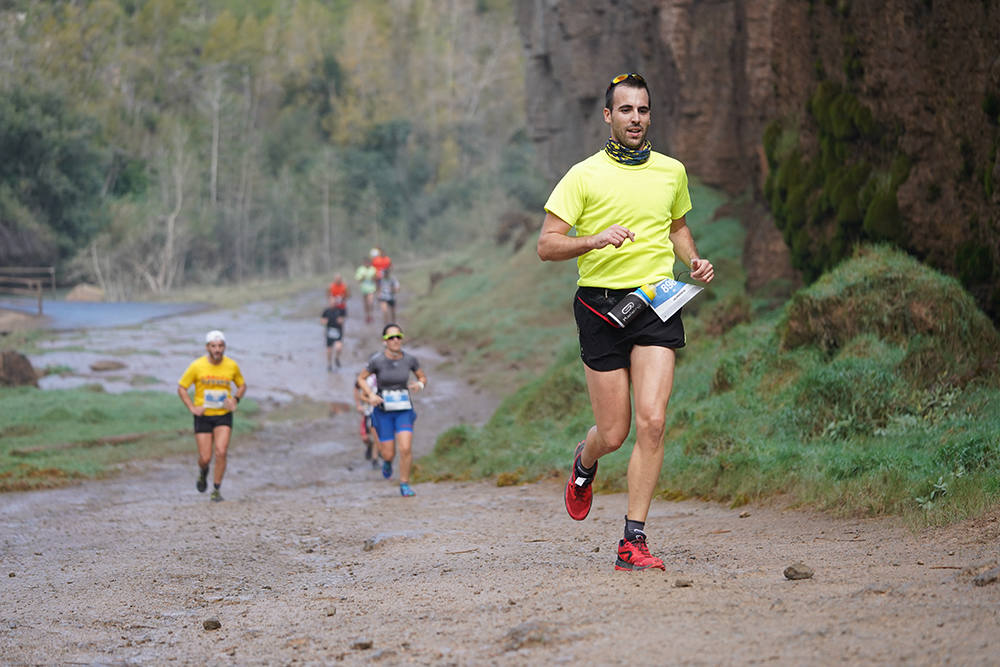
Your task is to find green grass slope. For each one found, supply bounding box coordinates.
[0,386,258,491]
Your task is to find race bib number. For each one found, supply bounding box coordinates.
[327,327,341,340]
[649,277,703,322]
[381,389,412,411]
[203,389,228,410]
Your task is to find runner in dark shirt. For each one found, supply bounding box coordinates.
[321,296,346,371]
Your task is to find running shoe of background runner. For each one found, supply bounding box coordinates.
[565,441,597,520]
[210,489,224,502]
[382,460,393,479]
[614,534,665,571]
[196,467,208,493]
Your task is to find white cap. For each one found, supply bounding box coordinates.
[205,330,226,344]
[369,248,379,257]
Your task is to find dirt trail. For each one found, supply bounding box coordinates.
[2,290,999,665]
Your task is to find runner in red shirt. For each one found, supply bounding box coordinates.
[371,247,392,274]
[328,273,349,308]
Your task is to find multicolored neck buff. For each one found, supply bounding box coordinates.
[604,138,651,165]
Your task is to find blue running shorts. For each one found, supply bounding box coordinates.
[372,406,417,442]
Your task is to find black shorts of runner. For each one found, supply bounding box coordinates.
[193,412,233,433]
[326,325,344,347]
[573,286,686,372]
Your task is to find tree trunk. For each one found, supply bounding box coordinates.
[209,71,223,207]
[322,177,331,268]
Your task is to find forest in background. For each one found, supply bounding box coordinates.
[0,0,537,296]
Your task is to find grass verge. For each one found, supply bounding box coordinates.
[0,385,258,491]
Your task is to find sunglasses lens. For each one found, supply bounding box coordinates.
[608,73,644,89]
[385,334,403,340]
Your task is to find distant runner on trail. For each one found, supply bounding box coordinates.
[358,323,428,497]
[353,374,379,466]
[328,273,350,308]
[177,330,247,502]
[355,256,377,324]
[376,266,400,326]
[536,72,715,571]
[370,246,392,274]
[322,295,347,371]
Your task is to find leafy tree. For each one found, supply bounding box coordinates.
[0,86,108,263]
[1,0,527,291]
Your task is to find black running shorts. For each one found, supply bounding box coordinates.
[194,412,234,433]
[573,286,686,372]
[326,326,343,347]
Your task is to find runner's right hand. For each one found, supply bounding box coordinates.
[591,224,635,249]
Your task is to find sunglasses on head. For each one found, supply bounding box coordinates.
[607,72,646,92]
[383,333,404,341]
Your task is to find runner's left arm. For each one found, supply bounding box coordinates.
[409,368,427,393]
[224,382,247,412]
[669,216,714,284]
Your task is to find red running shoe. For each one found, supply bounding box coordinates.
[565,441,597,521]
[614,534,665,571]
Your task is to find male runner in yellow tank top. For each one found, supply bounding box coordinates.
[537,73,715,571]
[177,330,246,502]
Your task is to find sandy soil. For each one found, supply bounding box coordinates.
[0,308,46,334]
[2,291,999,665]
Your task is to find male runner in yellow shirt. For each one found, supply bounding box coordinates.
[177,330,247,502]
[538,73,714,571]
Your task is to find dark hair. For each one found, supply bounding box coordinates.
[382,323,402,337]
[604,73,651,111]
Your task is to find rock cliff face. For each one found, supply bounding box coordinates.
[516,0,1000,308]
[518,0,773,191]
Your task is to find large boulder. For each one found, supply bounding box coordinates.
[0,350,38,387]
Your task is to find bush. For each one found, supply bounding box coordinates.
[935,436,999,472]
[862,188,902,243]
[793,357,905,437]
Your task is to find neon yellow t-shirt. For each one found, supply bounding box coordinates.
[177,356,245,417]
[355,265,377,294]
[544,149,692,288]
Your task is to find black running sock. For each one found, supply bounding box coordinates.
[199,465,209,478]
[624,517,646,543]
[213,483,221,491]
[574,455,596,480]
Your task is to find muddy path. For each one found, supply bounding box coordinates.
[2,289,999,665]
